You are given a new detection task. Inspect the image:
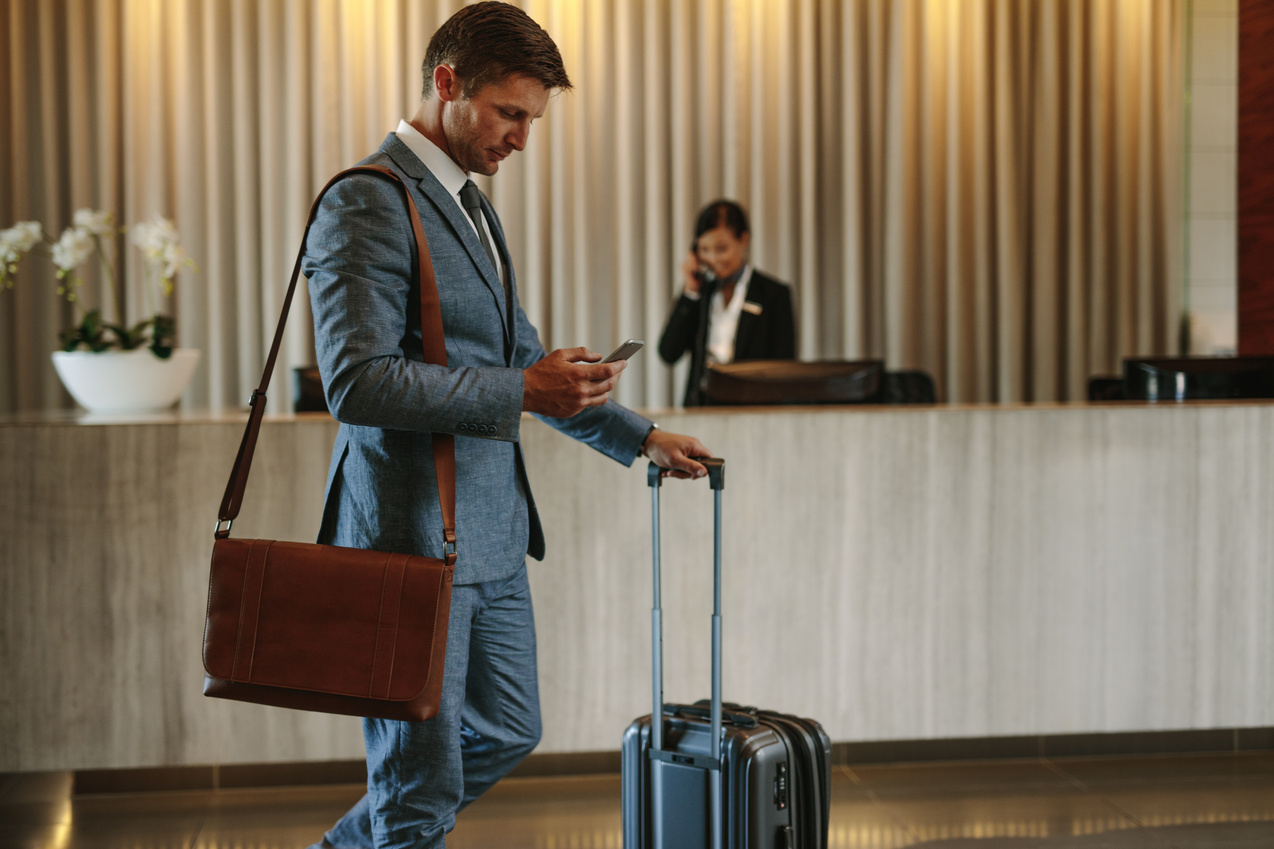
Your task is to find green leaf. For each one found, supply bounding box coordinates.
[60,310,112,352]
[150,314,176,358]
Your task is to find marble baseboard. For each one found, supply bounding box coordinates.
[835,726,1274,765]
[63,725,1274,794]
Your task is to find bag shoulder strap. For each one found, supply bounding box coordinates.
[215,164,458,566]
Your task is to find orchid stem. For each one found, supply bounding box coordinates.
[95,234,122,324]
[145,265,157,321]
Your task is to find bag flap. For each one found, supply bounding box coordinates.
[204,538,453,703]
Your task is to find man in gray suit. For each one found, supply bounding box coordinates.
[302,4,709,847]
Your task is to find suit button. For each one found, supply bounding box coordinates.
[458,422,469,433]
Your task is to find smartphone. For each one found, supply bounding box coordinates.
[602,339,644,363]
[690,241,717,285]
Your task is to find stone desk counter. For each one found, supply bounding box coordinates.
[2,402,1272,771]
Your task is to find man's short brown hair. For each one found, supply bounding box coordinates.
[421,2,571,100]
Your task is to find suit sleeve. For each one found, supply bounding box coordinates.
[303,174,525,438]
[507,294,653,466]
[657,293,700,365]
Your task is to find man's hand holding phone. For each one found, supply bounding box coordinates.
[602,339,644,363]
[522,338,712,477]
[522,340,643,417]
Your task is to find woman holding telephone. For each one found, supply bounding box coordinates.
[657,199,796,406]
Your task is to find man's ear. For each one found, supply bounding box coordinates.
[434,64,462,102]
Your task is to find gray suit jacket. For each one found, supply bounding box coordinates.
[303,134,651,584]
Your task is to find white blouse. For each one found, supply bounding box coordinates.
[685,263,754,366]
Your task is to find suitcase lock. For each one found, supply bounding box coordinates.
[773,761,789,809]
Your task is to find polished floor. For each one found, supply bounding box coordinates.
[2,752,1273,849]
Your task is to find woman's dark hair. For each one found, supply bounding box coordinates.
[422,2,572,99]
[694,200,750,240]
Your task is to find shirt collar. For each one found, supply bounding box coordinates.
[395,119,469,201]
[716,263,753,307]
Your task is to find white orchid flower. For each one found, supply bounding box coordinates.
[52,226,94,274]
[4,221,44,254]
[0,221,44,289]
[72,209,116,238]
[131,216,179,256]
[0,221,43,272]
[0,233,18,268]
[131,216,188,290]
[2,210,194,348]
[160,243,188,287]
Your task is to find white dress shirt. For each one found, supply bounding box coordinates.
[395,120,506,287]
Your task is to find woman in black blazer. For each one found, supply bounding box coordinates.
[658,200,796,405]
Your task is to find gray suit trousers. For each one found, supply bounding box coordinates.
[325,568,540,849]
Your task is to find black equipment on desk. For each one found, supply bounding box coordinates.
[292,366,329,413]
[1122,356,1274,401]
[703,359,884,405]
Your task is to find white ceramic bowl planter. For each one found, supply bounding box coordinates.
[52,348,200,413]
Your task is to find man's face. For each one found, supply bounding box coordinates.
[442,73,550,176]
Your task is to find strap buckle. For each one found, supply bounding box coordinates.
[214,518,232,539]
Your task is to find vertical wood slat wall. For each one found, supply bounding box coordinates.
[1240,0,1274,354]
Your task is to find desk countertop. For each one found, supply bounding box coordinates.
[4,398,1274,427]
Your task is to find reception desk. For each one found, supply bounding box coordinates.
[2,402,1273,772]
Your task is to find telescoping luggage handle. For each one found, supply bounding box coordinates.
[647,457,725,849]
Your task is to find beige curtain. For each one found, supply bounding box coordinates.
[0,0,1183,413]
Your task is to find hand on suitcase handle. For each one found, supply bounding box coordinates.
[647,457,723,490]
[640,429,714,480]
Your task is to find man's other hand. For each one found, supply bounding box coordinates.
[522,347,626,417]
[641,430,712,480]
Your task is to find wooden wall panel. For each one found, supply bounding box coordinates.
[1240,0,1274,353]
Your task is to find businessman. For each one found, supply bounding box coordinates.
[302,3,709,847]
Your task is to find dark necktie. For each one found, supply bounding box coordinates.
[459,180,500,286]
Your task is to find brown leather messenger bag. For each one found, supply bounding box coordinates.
[202,165,456,721]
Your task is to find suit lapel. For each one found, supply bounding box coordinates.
[735,312,760,360]
[380,137,512,347]
[733,273,761,359]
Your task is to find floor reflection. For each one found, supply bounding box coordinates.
[0,753,1271,849]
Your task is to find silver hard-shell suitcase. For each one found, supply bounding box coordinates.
[621,459,831,849]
